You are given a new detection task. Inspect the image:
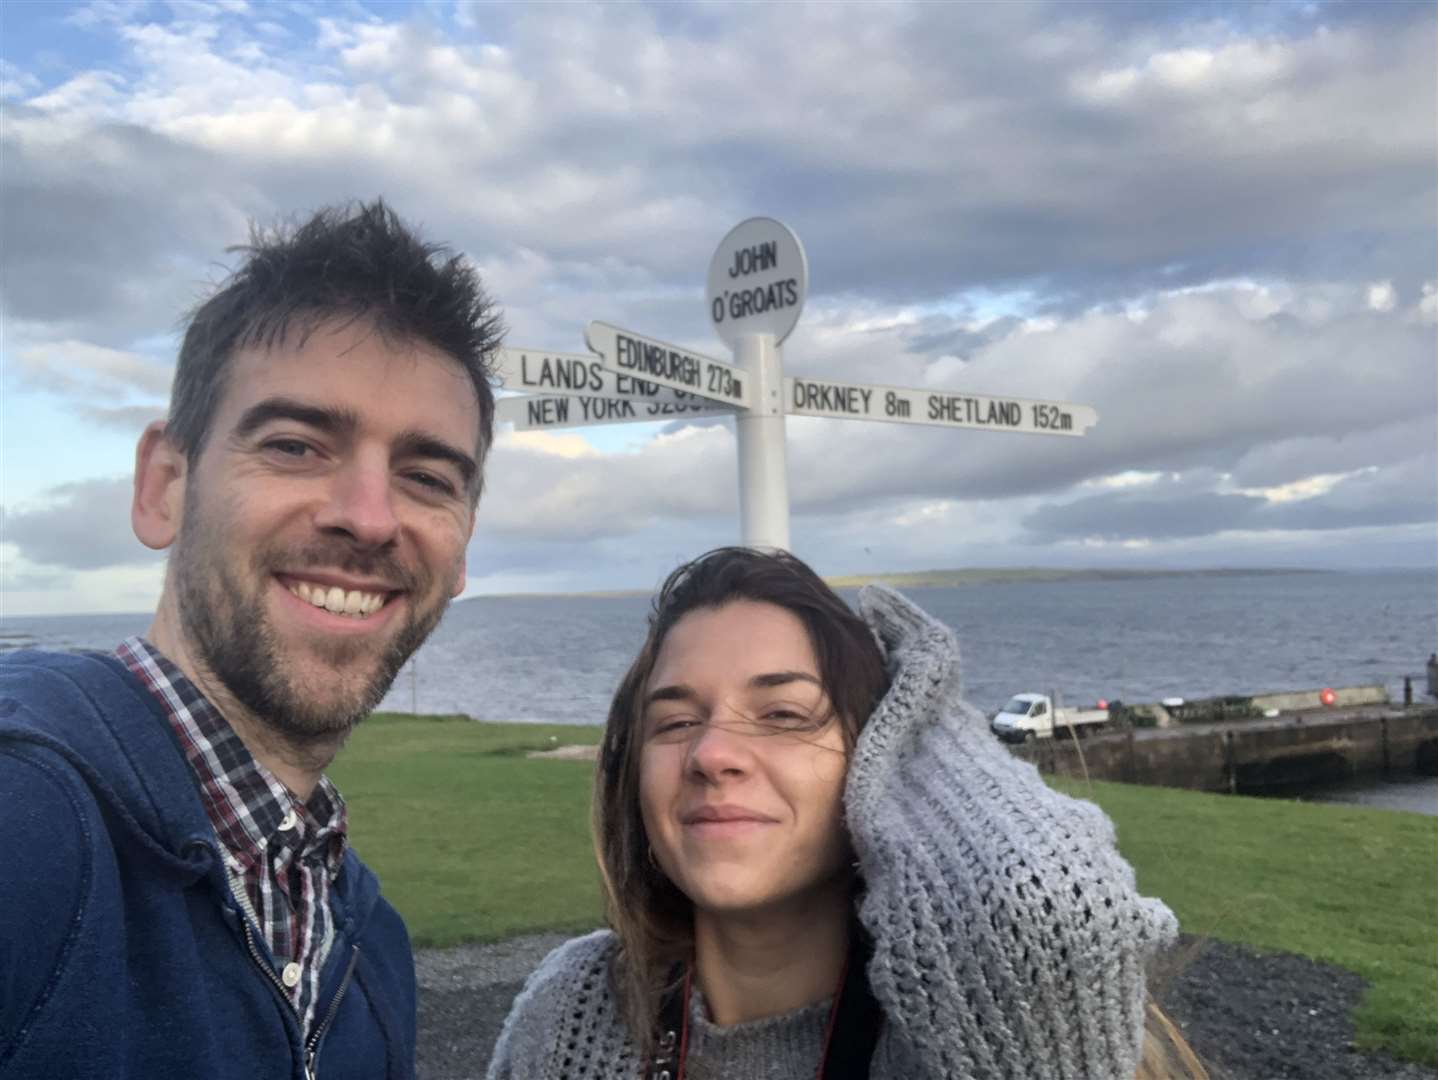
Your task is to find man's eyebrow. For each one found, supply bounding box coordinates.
[749,671,821,690]
[234,398,357,439]
[394,430,478,491]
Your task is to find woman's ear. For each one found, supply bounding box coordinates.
[132,420,187,550]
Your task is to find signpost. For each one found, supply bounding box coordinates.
[496,393,732,431]
[585,322,750,408]
[487,217,1099,551]
[492,348,704,406]
[785,376,1098,436]
[701,217,809,549]
[705,216,808,348]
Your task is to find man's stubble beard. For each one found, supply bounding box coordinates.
[173,488,453,744]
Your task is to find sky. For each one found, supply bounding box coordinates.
[1,0,1435,615]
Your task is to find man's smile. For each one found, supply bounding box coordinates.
[274,573,402,622]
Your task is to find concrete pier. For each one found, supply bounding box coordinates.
[1011,705,1438,794]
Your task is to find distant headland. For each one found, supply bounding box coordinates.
[820,567,1332,589]
[459,566,1334,602]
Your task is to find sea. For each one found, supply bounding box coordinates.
[5,568,1437,813]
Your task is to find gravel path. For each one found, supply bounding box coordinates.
[415,932,573,1080]
[1154,937,1435,1080]
[416,933,1436,1080]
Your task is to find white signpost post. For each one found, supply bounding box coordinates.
[489,218,1098,550]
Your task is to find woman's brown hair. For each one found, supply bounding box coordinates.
[1139,1001,1211,1079]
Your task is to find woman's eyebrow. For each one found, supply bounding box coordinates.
[644,683,696,708]
[749,671,821,690]
[643,672,820,708]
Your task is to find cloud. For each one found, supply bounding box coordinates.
[469,274,1437,556]
[13,340,172,397]
[480,423,737,541]
[79,404,168,431]
[2,476,156,570]
[1022,454,1437,542]
[1229,417,1433,488]
[1,0,1435,608]
[0,59,42,100]
[477,274,1438,566]
[3,1,1434,351]
[1,106,253,345]
[0,552,67,592]
[0,545,165,616]
[771,280,1438,510]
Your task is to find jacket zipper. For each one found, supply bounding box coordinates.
[227,866,360,1080]
[237,913,348,1080]
[238,914,302,1014]
[303,944,360,1080]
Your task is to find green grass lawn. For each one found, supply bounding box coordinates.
[327,714,607,944]
[330,714,1438,1065]
[1050,777,1438,1065]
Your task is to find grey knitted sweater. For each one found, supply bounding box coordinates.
[487,586,1178,1079]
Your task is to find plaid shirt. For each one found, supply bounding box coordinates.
[117,637,348,1038]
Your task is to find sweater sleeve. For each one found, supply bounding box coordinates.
[486,930,642,1080]
[846,585,1177,1080]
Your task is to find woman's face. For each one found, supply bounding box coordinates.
[638,600,852,919]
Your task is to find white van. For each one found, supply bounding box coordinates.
[990,693,1109,742]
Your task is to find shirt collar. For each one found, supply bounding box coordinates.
[116,636,349,873]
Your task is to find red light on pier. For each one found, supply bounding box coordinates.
[1319,687,1337,707]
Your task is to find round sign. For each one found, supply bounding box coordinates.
[706,217,808,348]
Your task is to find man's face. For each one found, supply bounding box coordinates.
[170,319,480,741]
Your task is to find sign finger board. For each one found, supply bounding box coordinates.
[586,322,751,408]
[785,376,1098,436]
[492,348,711,405]
[497,393,734,432]
[706,217,808,348]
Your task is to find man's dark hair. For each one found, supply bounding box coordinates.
[168,199,503,497]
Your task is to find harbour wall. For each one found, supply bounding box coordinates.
[1011,706,1438,794]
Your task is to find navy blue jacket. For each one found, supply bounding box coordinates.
[0,650,416,1079]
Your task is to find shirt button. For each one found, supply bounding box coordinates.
[278,810,298,831]
[282,962,302,988]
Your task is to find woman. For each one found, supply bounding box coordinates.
[489,548,1198,1079]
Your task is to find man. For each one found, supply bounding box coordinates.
[0,201,501,1079]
